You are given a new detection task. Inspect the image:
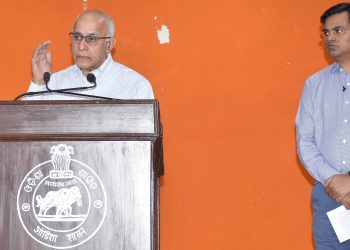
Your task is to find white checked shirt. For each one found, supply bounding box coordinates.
[296,63,350,184]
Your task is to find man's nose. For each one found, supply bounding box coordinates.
[78,38,88,50]
[327,31,336,41]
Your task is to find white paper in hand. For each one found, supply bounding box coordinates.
[327,205,350,243]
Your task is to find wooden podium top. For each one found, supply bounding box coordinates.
[0,100,161,141]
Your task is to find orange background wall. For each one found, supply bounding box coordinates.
[0,0,342,249]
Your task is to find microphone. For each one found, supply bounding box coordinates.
[344,86,347,92]
[43,72,50,84]
[15,72,116,100]
[14,72,54,100]
[87,73,96,84]
[46,72,97,93]
[46,72,114,100]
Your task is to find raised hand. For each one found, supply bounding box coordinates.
[32,41,52,85]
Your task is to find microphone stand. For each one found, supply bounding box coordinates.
[15,73,116,100]
[45,77,114,100]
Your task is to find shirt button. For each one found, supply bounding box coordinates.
[345,119,349,123]
[347,100,350,105]
[343,161,347,165]
[344,139,347,143]
[347,82,350,86]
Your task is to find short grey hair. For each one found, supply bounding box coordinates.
[73,10,115,37]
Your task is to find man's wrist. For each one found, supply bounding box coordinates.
[32,78,45,85]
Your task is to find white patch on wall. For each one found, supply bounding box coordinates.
[82,0,88,10]
[157,25,170,45]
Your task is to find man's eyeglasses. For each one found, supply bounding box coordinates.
[321,27,350,38]
[69,32,112,45]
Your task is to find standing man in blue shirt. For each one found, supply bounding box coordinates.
[297,2,350,249]
[27,9,154,100]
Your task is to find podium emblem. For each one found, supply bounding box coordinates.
[17,144,107,249]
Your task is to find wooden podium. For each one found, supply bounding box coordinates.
[0,100,163,250]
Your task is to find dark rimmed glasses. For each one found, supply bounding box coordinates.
[69,32,112,46]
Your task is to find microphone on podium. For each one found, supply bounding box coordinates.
[15,72,116,100]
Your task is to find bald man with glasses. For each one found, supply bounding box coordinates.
[27,9,154,100]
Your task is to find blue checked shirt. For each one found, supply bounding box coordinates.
[296,63,350,184]
[27,54,154,100]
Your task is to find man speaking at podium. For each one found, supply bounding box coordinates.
[27,9,154,100]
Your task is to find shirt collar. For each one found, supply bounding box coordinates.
[331,63,342,74]
[331,63,350,75]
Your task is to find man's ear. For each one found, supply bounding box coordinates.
[107,38,116,51]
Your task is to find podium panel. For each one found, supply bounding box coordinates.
[0,101,162,250]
